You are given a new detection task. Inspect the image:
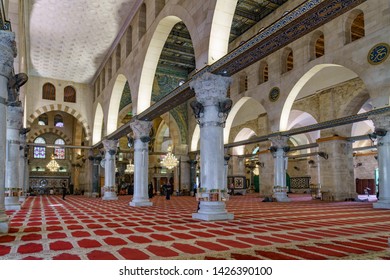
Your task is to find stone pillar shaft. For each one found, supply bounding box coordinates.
[317,136,355,201]
[370,112,390,209]
[190,72,233,221]
[269,135,290,202]
[0,31,17,233]
[102,139,118,200]
[129,119,152,207]
[5,106,23,210]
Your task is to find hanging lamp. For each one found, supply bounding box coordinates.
[161,113,179,170]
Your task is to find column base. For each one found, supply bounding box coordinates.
[0,215,9,234]
[5,197,21,210]
[102,191,118,200]
[373,199,390,209]
[129,200,153,207]
[273,192,290,202]
[192,201,234,221]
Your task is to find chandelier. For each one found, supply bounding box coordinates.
[47,154,60,172]
[161,145,179,170]
[125,159,134,174]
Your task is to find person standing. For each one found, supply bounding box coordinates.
[61,181,67,200]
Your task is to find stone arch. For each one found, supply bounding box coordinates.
[27,104,91,142]
[208,0,237,64]
[137,13,200,114]
[154,113,182,152]
[280,64,359,131]
[232,128,256,156]
[287,110,319,153]
[92,103,104,145]
[28,127,72,145]
[107,74,129,134]
[224,97,266,144]
[190,124,200,152]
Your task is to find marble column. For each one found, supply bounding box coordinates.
[190,72,233,221]
[129,119,152,207]
[5,106,23,210]
[18,130,28,202]
[269,135,290,202]
[369,112,390,209]
[316,136,355,201]
[102,139,118,200]
[0,31,17,233]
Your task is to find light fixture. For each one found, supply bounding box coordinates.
[125,159,134,174]
[161,113,179,170]
[47,154,60,172]
[161,145,179,170]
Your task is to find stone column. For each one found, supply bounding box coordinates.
[369,112,390,209]
[316,136,355,201]
[102,139,118,200]
[308,155,321,198]
[269,135,290,202]
[18,130,28,202]
[6,107,24,213]
[0,30,17,233]
[258,150,274,197]
[190,72,233,221]
[129,119,152,207]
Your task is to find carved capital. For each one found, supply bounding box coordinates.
[269,135,289,150]
[190,72,232,106]
[129,119,152,140]
[0,31,17,78]
[369,112,390,132]
[102,139,118,155]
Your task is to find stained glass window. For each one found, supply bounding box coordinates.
[33,137,46,159]
[54,138,65,159]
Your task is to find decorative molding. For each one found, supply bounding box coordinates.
[269,87,280,102]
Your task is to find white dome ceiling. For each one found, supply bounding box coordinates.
[28,0,137,83]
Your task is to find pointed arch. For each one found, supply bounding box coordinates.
[190,125,200,152]
[107,74,128,134]
[232,128,256,156]
[92,103,104,145]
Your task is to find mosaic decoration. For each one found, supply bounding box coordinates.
[269,87,280,102]
[367,43,390,65]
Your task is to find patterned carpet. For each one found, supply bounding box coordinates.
[0,193,389,260]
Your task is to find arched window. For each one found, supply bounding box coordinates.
[126,26,132,57]
[239,74,248,93]
[315,34,325,58]
[33,137,46,159]
[258,61,269,84]
[42,83,56,100]
[38,113,48,126]
[282,48,294,73]
[351,12,365,42]
[139,4,146,39]
[54,138,65,159]
[64,86,76,103]
[54,114,64,127]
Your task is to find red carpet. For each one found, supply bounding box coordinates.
[0,193,389,260]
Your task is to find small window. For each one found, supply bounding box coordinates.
[54,138,65,159]
[315,34,325,58]
[42,83,56,100]
[351,12,365,42]
[38,113,48,126]
[64,86,76,103]
[286,51,293,72]
[33,137,46,159]
[54,114,64,127]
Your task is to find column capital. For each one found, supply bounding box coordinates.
[7,105,23,130]
[190,72,232,106]
[130,119,152,141]
[102,139,118,155]
[369,112,390,131]
[0,31,17,78]
[269,135,289,149]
